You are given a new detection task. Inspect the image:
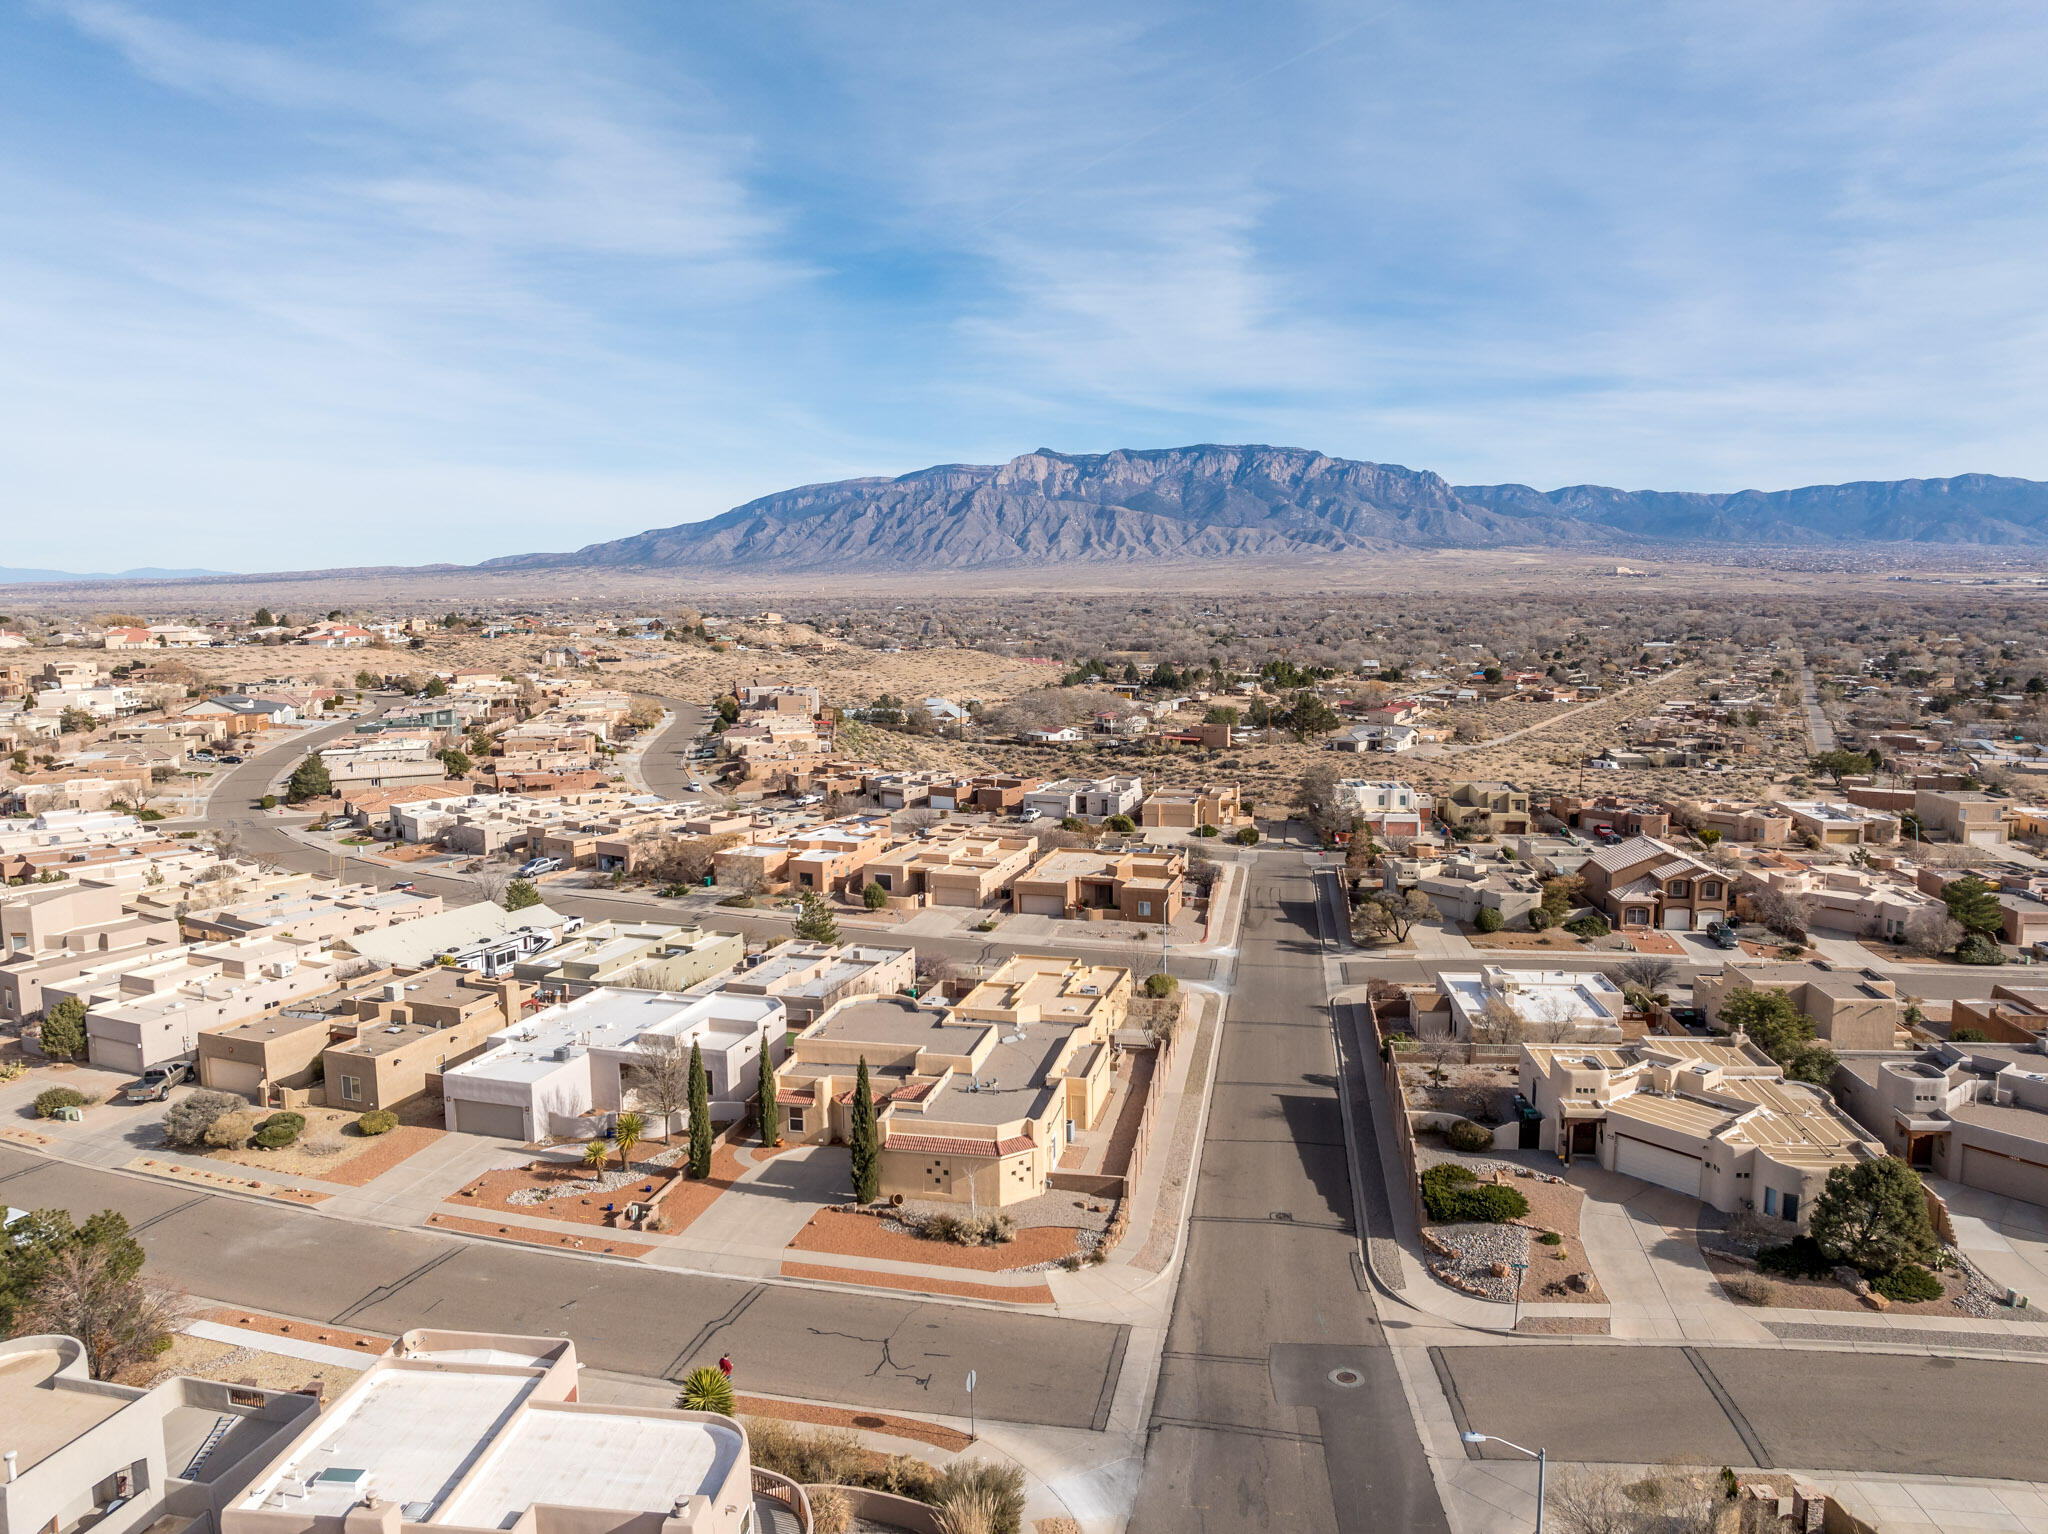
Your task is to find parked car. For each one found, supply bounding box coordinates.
[1706,921,1742,949]
[217,753,244,764]
[123,1061,192,1103]
[390,880,416,892]
[516,856,560,877]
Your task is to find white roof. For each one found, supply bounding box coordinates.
[446,986,781,1088]
[439,1406,742,1529]
[346,902,565,969]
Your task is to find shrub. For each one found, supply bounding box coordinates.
[862,881,888,910]
[1537,1229,1564,1246]
[1143,972,1178,998]
[1527,905,1554,931]
[742,1418,937,1501]
[933,1461,1027,1534]
[34,1086,86,1118]
[1474,907,1504,934]
[253,1112,303,1147]
[161,1089,245,1147]
[1233,825,1261,845]
[1756,1235,1834,1280]
[356,1110,399,1136]
[207,1110,260,1148]
[716,894,756,908]
[1721,1273,1773,1305]
[1949,1027,1990,1043]
[259,794,278,810]
[808,1486,852,1534]
[1564,914,1610,938]
[1060,816,1087,832]
[925,1212,966,1244]
[1105,814,1136,834]
[1954,933,2007,966]
[1420,1163,1529,1223]
[1871,1264,1943,1303]
[1446,1119,1494,1152]
[1196,823,1220,837]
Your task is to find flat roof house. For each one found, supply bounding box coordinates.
[324,970,527,1113]
[712,816,894,895]
[440,986,782,1141]
[222,1330,766,1534]
[776,959,1127,1207]
[1012,847,1184,924]
[1777,799,1900,846]
[1833,1042,2048,1207]
[342,902,572,979]
[1140,783,1246,830]
[702,939,914,1025]
[1520,1036,1879,1227]
[860,826,1038,907]
[1425,966,1626,1043]
[0,1331,318,1534]
[1437,781,1532,836]
[1022,776,1144,821]
[1695,961,1903,1052]
[513,922,741,998]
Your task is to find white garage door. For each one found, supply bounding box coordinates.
[203,1058,265,1102]
[452,1099,529,1139]
[1662,907,1693,931]
[1614,1134,1703,1198]
[1969,829,2005,847]
[1962,1145,2048,1205]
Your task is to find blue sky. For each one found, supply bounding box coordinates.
[4,1,2046,570]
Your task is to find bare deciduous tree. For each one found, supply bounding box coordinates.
[627,1034,694,1141]
[16,1244,187,1381]
[1903,905,1964,957]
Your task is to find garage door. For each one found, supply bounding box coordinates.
[203,1059,264,1102]
[1614,1134,1703,1198]
[1962,1145,2048,1205]
[452,1099,528,1139]
[1018,894,1067,917]
[1662,908,1693,931]
[1969,829,2005,847]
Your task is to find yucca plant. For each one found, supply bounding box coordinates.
[582,1138,612,1173]
[613,1111,646,1172]
[677,1365,735,1417]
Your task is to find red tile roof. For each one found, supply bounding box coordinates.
[883,1132,1034,1158]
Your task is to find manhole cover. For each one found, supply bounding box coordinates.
[1328,1368,1364,1388]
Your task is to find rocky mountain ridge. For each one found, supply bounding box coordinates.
[481,445,2048,572]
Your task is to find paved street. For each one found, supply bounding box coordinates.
[0,1147,1126,1430]
[1132,852,1447,1534]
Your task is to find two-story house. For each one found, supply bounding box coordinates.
[1580,835,1732,931]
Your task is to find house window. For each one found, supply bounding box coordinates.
[798,872,813,887]
[339,1074,361,1103]
[787,1110,805,1134]
[1668,880,1691,898]
[1700,881,1720,899]
[1138,901,1152,917]
[1626,908,1650,926]
[875,874,891,890]
[1782,1192,1798,1223]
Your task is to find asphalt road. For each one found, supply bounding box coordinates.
[1434,1344,2048,1482]
[1131,852,1448,1534]
[0,1146,1126,1429]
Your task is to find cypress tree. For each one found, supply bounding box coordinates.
[687,1039,712,1179]
[849,1057,879,1204]
[757,1031,781,1148]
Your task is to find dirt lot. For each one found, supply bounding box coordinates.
[1464,928,1589,952]
[1515,1177,1606,1304]
[194,1106,443,1185]
[130,1332,366,1398]
[788,1207,1085,1271]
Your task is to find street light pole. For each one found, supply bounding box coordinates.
[1462,1433,1546,1534]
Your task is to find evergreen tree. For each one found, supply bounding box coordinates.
[285,753,332,803]
[757,1032,781,1148]
[503,879,542,911]
[687,1040,712,1179]
[1941,875,2004,935]
[849,1057,879,1204]
[793,890,841,945]
[37,996,86,1060]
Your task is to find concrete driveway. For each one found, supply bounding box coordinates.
[1931,1176,2048,1306]
[1566,1164,1770,1341]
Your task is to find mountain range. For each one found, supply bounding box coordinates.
[482,446,2048,573]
